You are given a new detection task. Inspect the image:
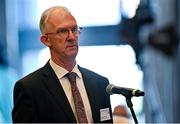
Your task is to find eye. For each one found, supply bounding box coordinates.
[57,28,68,34]
[71,27,78,33]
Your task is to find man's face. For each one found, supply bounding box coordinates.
[44,11,79,61]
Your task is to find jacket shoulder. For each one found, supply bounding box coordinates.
[18,67,45,85]
[78,66,108,80]
[15,62,52,89]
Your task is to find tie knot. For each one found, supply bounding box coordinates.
[67,72,76,84]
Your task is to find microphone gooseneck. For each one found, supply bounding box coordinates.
[106,84,144,97]
[106,84,144,124]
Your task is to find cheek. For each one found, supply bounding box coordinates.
[52,40,66,51]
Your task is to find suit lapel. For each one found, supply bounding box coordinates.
[42,62,76,122]
[79,66,101,122]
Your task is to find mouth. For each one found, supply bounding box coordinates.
[67,44,76,47]
[66,44,77,49]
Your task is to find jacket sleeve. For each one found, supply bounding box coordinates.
[12,81,38,123]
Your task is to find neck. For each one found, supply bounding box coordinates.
[51,57,76,72]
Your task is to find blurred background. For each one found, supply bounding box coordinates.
[0,0,180,123]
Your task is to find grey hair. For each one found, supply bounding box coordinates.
[39,6,71,34]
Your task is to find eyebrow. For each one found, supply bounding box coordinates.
[56,25,78,30]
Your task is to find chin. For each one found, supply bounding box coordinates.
[68,51,78,58]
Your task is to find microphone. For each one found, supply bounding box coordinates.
[106,84,144,97]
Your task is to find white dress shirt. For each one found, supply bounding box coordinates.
[49,59,93,123]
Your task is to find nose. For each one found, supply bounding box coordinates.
[67,30,77,40]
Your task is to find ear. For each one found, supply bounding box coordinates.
[40,35,52,47]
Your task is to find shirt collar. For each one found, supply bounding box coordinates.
[50,59,82,79]
[71,64,82,79]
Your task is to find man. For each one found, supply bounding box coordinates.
[12,6,113,123]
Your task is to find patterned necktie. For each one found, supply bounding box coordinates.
[66,72,88,123]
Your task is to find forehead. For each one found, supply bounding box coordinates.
[48,9,77,28]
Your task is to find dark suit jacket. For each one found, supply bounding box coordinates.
[12,62,113,123]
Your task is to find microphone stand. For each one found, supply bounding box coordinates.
[125,96,138,124]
